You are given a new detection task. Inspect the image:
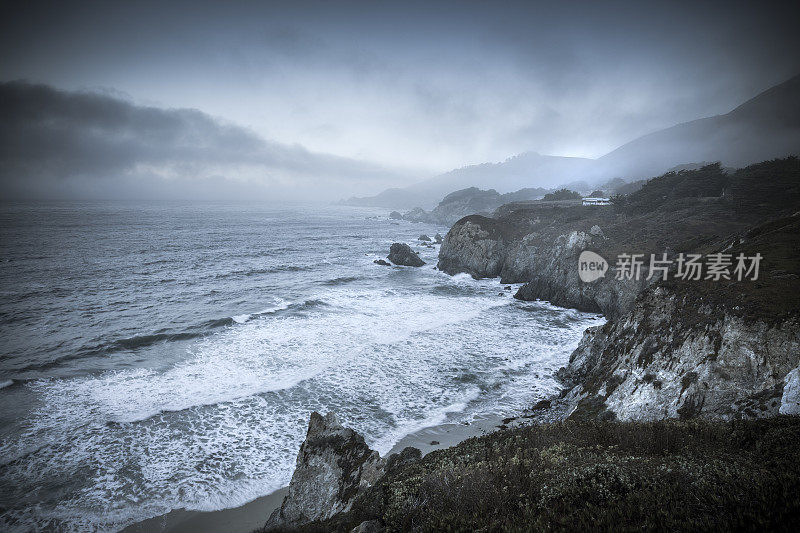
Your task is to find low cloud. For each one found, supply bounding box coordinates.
[0,81,413,201]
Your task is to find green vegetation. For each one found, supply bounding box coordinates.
[542,188,582,201]
[296,417,800,532]
[619,162,729,214]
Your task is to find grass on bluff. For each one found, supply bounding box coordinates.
[296,416,800,532]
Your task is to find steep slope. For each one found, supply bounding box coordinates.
[405,152,596,199]
[598,74,800,179]
[398,186,550,226]
[342,75,800,210]
[559,214,800,421]
[288,417,800,532]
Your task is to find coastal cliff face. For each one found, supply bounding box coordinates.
[265,412,384,530]
[437,213,648,318]
[558,286,800,421]
[438,159,800,421]
[557,211,800,421]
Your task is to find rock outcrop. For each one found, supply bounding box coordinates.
[395,187,549,226]
[557,285,800,421]
[436,215,510,278]
[438,159,800,319]
[555,212,800,421]
[265,412,385,530]
[437,214,646,318]
[387,243,425,267]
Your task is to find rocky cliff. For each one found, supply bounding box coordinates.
[438,158,800,420]
[437,212,648,318]
[265,412,385,530]
[440,159,800,319]
[557,212,800,421]
[558,287,800,421]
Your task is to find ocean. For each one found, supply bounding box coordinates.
[0,202,604,532]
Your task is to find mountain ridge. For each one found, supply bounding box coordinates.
[342,74,800,209]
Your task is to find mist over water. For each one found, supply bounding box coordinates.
[0,203,603,531]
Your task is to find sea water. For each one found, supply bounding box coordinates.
[0,201,603,531]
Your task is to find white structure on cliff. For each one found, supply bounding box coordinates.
[582,197,611,206]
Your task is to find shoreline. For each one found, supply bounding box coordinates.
[122,413,516,533]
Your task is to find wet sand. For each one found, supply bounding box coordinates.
[124,413,513,532]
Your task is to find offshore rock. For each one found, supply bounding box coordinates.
[388,243,425,267]
[265,412,384,529]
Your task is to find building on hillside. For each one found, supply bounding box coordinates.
[582,197,611,206]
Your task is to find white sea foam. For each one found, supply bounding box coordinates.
[0,379,12,390]
[1,282,604,533]
[231,298,291,324]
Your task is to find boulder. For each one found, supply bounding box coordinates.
[388,243,425,267]
[265,412,385,530]
[418,234,432,242]
[388,211,402,220]
[373,259,391,266]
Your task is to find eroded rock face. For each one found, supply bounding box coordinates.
[437,215,510,278]
[265,412,385,530]
[557,287,800,421]
[437,215,645,318]
[388,243,425,267]
[780,367,800,415]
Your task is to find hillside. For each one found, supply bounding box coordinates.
[342,75,800,209]
[404,152,596,199]
[598,74,800,178]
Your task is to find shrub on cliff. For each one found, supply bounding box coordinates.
[542,188,582,201]
[300,417,800,532]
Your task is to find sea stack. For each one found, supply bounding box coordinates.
[387,243,425,267]
[264,412,385,529]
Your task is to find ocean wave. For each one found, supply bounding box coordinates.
[1,280,605,532]
[321,276,360,286]
[213,265,315,280]
[16,300,304,371]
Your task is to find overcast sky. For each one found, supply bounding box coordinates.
[1,0,799,200]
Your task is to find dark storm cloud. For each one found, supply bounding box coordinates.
[1,0,799,199]
[0,81,410,200]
